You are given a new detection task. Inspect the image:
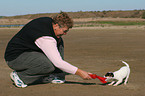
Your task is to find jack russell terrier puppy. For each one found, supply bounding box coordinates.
[104,61,130,86]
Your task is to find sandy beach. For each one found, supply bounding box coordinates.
[0,27,145,96]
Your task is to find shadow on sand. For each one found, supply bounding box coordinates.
[65,81,97,85]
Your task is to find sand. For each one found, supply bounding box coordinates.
[0,27,145,96]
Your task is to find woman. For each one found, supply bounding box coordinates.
[4,12,91,88]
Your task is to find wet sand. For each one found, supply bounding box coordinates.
[0,27,145,96]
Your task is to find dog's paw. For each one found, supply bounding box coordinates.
[108,84,113,86]
[124,83,127,85]
[113,84,118,86]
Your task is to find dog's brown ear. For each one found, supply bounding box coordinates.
[109,73,114,77]
[105,72,114,77]
[105,72,110,77]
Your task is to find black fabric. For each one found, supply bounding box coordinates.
[4,17,64,61]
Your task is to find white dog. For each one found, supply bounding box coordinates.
[104,61,130,86]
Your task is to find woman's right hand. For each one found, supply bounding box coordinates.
[75,69,92,80]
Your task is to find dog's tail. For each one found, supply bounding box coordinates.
[122,61,129,68]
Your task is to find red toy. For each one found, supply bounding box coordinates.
[89,74,107,84]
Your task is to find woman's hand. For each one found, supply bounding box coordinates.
[75,69,92,80]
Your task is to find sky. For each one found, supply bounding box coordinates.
[0,0,145,16]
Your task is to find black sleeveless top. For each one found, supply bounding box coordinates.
[4,17,63,61]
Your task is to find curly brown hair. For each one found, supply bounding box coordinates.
[53,11,73,28]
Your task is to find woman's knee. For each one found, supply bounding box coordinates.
[43,65,55,74]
